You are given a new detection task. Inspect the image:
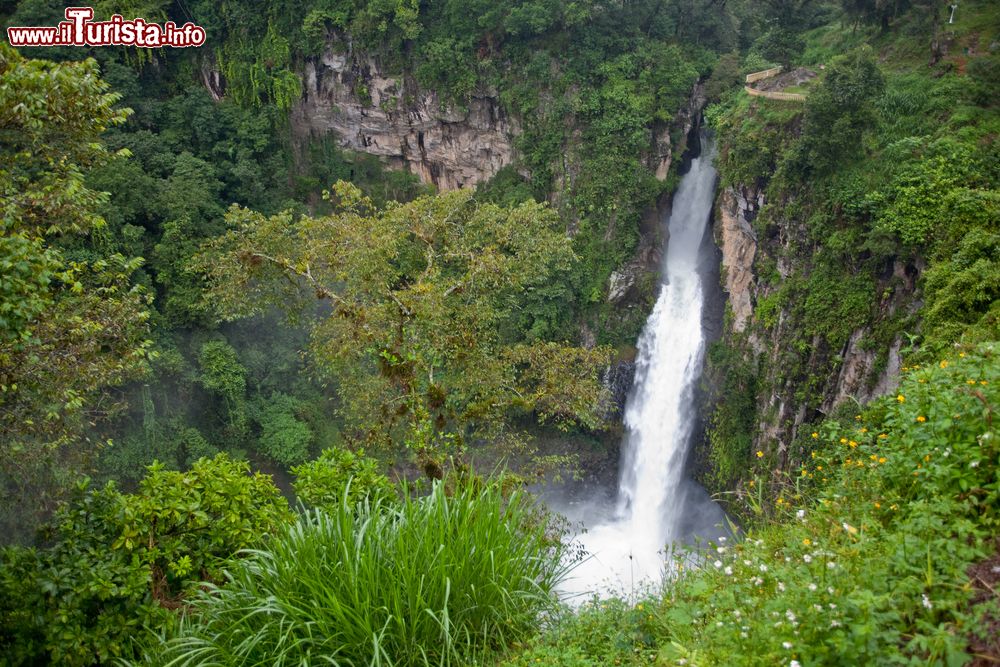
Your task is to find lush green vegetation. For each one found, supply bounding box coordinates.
[703,0,1000,496]
[2,0,999,664]
[505,344,1000,665]
[0,455,291,665]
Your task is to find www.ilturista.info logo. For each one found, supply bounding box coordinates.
[7,7,205,48]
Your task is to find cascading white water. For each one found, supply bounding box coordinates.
[560,135,720,600]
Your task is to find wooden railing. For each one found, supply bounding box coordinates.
[743,66,807,101]
[745,66,783,84]
[743,86,807,101]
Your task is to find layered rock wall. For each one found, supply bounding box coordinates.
[292,44,517,190]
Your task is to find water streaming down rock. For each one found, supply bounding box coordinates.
[560,133,724,600]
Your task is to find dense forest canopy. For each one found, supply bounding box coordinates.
[1,0,998,663]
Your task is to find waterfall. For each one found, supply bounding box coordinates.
[559,133,723,600]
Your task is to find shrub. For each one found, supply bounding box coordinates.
[291,447,397,509]
[0,455,291,666]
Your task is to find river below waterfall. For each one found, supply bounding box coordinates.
[550,132,731,602]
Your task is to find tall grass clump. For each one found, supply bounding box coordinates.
[136,481,567,666]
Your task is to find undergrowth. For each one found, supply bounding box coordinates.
[505,343,1000,666]
[133,482,567,666]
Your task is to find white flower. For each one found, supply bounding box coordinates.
[741,632,748,638]
[796,509,805,519]
[829,603,837,610]
[828,587,835,594]
[808,583,817,591]
[718,536,727,543]
[970,460,980,468]
[725,566,733,576]
[783,642,793,649]
[778,581,786,592]
[716,621,724,627]
[744,559,752,566]
[790,661,802,667]
[753,576,764,586]
[813,604,823,612]
[717,546,727,554]
[922,594,933,610]
[803,554,812,563]
[831,620,841,628]
[760,564,769,572]
[714,560,723,569]
[827,561,836,570]
[733,610,741,618]
[785,610,797,622]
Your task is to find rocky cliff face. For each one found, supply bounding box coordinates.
[292,43,517,190]
[708,182,918,466]
[715,186,760,334]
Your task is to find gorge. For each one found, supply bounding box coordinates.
[555,133,730,599]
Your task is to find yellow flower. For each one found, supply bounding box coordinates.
[939,360,948,369]
[840,438,848,444]
[855,415,862,421]
[811,451,817,458]
[924,454,931,462]
[874,502,881,509]
[959,352,966,358]
[860,428,868,433]
[878,433,888,439]
[897,394,905,403]
[916,416,926,423]
[811,432,819,439]
[756,450,764,458]
[849,440,858,448]
[981,380,988,386]
[967,380,977,385]
[879,457,887,463]
[803,538,811,546]
[817,465,823,471]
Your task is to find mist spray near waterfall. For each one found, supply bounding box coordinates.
[559,132,725,600]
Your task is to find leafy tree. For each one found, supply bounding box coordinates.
[197,339,249,437]
[195,183,611,476]
[752,26,806,67]
[254,392,313,466]
[794,48,884,175]
[0,44,152,540]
